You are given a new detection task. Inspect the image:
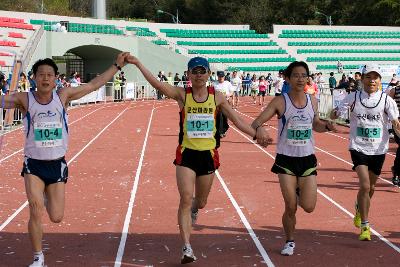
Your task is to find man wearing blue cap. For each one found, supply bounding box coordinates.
[126,55,271,264]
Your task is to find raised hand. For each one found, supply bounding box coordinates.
[125,55,140,65]
[116,52,131,68]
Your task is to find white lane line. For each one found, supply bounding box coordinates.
[113,103,158,267]
[216,171,275,267]
[230,112,400,254]
[0,105,106,163]
[0,106,130,232]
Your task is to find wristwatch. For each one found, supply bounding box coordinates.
[113,63,122,71]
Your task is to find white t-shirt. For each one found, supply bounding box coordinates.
[214,81,233,97]
[274,76,284,94]
[231,77,242,92]
[337,90,399,155]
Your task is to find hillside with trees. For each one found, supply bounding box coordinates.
[2,0,400,32]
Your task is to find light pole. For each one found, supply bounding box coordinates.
[157,9,181,24]
[315,11,333,26]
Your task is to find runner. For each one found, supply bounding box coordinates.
[330,64,400,240]
[387,83,400,186]
[0,52,131,267]
[126,55,271,264]
[252,61,336,256]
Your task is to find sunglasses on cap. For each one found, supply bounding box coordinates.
[190,68,207,75]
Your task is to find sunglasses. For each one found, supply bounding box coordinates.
[190,69,207,75]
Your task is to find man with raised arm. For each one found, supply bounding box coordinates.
[0,52,131,267]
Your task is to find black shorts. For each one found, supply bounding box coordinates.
[258,91,266,96]
[21,156,68,186]
[173,145,220,176]
[350,150,385,176]
[271,153,317,177]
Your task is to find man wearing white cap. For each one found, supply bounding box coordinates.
[330,64,400,241]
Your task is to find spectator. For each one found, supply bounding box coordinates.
[250,74,259,104]
[337,74,348,89]
[354,71,363,91]
[230,70,241,108]
[389,73,398,86]
[242,73,251,96]
[18,72,29,92]
[174,73,181,86]
[0,74,8,95]
[329,72,337,95]
[76,73,81,84]
[281,69,291,94]
[181,71,188,88]
[28,70,36,91]
[273,69,284,96]
[266,73,273,94]
[304,76,318,96]
[225,72,231,82]
[337,60,343,73]
[258,76,268,107]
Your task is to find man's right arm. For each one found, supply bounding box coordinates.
[0,92,26,111]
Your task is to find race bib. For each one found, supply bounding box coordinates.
[356,122,382,144]
[186,114,214,138]
[287,123,312,146]
[34,121,63,147]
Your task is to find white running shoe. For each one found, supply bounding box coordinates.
[281,241,295,256]
[181,245,197,264]
[29,256,44,267]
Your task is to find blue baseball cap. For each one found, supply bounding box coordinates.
[187,57,209,71]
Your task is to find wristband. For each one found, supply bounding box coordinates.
[113,63,122,71]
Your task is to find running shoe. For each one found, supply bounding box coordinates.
[181,245,197,264]
[353,202,361,228]
[29,256,44,267]
[359,226,371,241]
[280,241,295,256]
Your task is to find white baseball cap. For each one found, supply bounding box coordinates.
[363,64,382,78]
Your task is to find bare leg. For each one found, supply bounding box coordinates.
[24,174,45,253]
[298,175,317,213]
[279,174,298,241]
[45,182,65,223]
[176,166,196,245]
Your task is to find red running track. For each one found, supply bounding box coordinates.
[0,97,399,267]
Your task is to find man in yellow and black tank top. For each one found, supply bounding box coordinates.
[126,55,271,264]
[179,86,219,151]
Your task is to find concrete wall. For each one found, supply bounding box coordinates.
[25,31,188,82]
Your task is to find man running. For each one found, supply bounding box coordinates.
[0,52,131,267]
[126,55,270,264]
[252,61,336,256]
[331,64,400,241]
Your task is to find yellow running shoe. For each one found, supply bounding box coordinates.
[353,202,361,228]
[359,226,371,241]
